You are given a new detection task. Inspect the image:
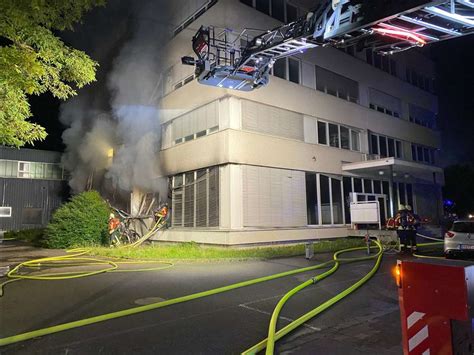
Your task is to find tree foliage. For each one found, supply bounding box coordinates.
[0,0,105,147]
[44,190,110,248]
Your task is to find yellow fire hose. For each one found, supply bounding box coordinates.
[1,239,380,348]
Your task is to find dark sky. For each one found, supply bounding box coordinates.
[27,12,474,168]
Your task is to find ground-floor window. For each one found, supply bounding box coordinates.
[171,166,219,228]
[305,173,344,225]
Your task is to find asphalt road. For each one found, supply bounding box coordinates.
[1,245,405,354]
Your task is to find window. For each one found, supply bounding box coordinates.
[396,141,402,158]
[288,58,300,84]
[320,175,331,224]
[315,65,359,103]
[306,173,318,225]
[331,178,343,224]
[273,58,286,79]
[353,178,363,193]
[379,136,387,157]
[409,104,437,129]
[329,123,339,148]
[368,88,401,118]
[172,167,219,228]
[406,66,433,93]
[363,179,372,194]
[340,126,350,150]
[272,0,285,22]
[388,138,395,157]
[0,206,12,217]
[317,121,327,145]
[286,3,297,22]
[256,0,270,14]
[370,134,379,155]
[351,130,360,151]
[18,162,30,178]
[343,177,352,223]
[0,160,18,178]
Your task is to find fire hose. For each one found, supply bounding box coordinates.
[0,239,382,348]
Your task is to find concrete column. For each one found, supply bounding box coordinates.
[388,165,394,217]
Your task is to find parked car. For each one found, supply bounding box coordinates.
[444,220,474,258]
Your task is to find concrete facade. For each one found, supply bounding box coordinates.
[155,0,443,245]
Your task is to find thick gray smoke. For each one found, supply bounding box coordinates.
[59,1,172,202]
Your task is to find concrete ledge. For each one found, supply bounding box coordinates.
[151,226,351,245]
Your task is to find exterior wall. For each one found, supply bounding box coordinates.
[157,0,444,245]
[0,147,68,231]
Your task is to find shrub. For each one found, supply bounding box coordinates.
[44,190,110,249]
[4,228,46,246]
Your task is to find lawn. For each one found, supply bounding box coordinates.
[88,238,366,261]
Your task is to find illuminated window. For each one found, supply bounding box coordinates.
[0,206,12,218]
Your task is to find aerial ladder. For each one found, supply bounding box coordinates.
[181,0,474,91]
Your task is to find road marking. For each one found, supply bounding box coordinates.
[238,304,321,331]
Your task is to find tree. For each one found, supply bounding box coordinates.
[0,0,105,147]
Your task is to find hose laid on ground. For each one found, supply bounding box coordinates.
[0,248,173,297]
[242,240,383,354]
[0,241,376,347]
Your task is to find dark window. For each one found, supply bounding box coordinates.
[390,59,397,76]
[382,56,389,73]
[184,172,195,227]
[406,184,413,208]
[286,3,297,22]
[382,181,389,196]
[273,58,286,79]
[366,49,373,65]
[417,146,423,162]
[388,138,395,157]
[343,177,352,223]
[412,145,417,160]
[379,136,388,157]
[392,183,399,213]
[363,179,372,194]
[430,150,435,165]
[353,178,363,193]
[396,141,402,158]
[340,126,350,150]
[374,53,382,69]
[399,183,406,205]
[318,121,327,145]
[423,148,430,163]
[256,0,270,14]
[370,134,379,155]
[320,175,331,224]
[196,169,207,227]
[288,58,300,83]
[271,0,285,22]
[332,178,343,224]
[306,173,318,225]
[373,180,382,194]
[329,123,339,148]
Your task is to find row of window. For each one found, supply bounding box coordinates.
[0,206,43,224]
[406,67,434,93]
[174,126,218,145]
[411,144,436,165]
[273,57,301,84]
[315,65,359,103]
[240,0,298,23]
[369,133,403,159]
[317,121,360,152]
[368,103,400,118]
[365,49,398,77]
[171,167,219,228]
[409,103,437,129]
[0,160,65,180]
[306,173,414,226]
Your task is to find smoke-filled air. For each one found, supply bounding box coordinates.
[59,0,172,205]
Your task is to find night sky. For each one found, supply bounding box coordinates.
[27,12,474,168]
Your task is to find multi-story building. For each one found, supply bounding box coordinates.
[157,0,443,245]
[0,146,68,232]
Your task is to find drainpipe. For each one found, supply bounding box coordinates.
[388,165,394,217]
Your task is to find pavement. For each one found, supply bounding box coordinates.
[0,241,423,354]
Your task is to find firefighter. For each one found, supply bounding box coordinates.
[108,213,121,246]
[394,204,410,253]
[154,204,169,224]
[405,205,419,252]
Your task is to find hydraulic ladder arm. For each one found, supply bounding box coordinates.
[182,0,474,91]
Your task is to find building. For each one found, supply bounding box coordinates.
[156,0,443,245]
[0,146,68,232]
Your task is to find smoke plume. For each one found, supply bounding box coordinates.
[59,1,172,204]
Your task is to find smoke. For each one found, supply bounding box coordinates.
[59,0,172,203]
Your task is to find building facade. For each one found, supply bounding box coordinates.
[157,0,443,245]
[0,146,68,232]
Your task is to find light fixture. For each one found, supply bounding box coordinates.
[378,170,384,176]
[393,172,397,177]
[404,173,409,179]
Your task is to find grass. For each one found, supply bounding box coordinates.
[88,238,366,261]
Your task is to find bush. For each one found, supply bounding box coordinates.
[44,190,110,249]
[4,228,46,246]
